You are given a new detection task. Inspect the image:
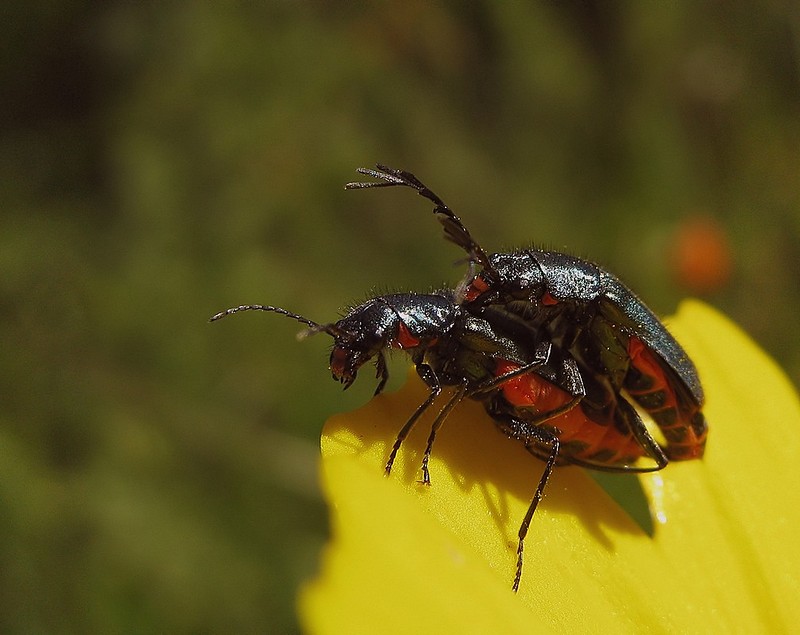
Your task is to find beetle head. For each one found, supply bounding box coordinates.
[325,299,399,389]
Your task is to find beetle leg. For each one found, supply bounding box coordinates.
[385,362,441,476]
[480,349,586,424]
[420,383,468,485]
[373,352,389,396]
[619,395,669,471]
[552,363,668,473]
[552,393,669,474]
[346,164,497,278]
[469,341,552,397]
[492,414,561,592]
[511,354,588,426]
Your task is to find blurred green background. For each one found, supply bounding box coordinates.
[2,2,798,632]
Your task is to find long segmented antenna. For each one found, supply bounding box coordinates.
[209,304,345,338]
[346,164,497,280]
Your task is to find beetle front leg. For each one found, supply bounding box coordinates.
[420,383,467,485]
[373,352,389,396]
[385,362,441,475]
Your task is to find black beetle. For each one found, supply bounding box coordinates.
[211,165,708,591]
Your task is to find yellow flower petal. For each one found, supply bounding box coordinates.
[300,300,800,633]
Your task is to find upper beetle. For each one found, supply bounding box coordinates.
[346,165,708,462]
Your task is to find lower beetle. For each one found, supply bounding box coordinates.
[211,290,668,591]
[346,165,708,461]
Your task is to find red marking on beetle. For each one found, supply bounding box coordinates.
[541,292,558,306]
[627,337,679,413]
[498,360,572,413]
[393,322,422,349]
[496,360,647,465]
[464,276,490,302]
[626,336,707,459]
[330,347,349,377]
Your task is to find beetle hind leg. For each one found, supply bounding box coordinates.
[491,414,561,592]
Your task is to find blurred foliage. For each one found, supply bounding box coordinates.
[1,1,798,632]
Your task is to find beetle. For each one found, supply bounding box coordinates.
[210,290,667,591]
[346,165,708,463]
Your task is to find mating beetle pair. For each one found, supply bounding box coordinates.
[211,165,708,591]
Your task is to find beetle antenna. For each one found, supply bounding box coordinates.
[209,304,345,339]
[346,164,498,281]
